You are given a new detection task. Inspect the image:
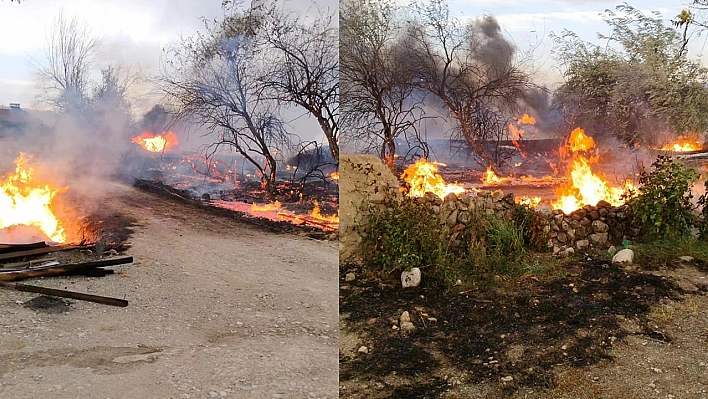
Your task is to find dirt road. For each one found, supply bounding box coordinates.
[0,182,338,399]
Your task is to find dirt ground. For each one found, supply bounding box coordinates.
[0,182,339,399]
[340,258,708,398]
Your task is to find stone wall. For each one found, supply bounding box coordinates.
[340,155,636,262]
[339,154,402,264]
[414,191,636,255]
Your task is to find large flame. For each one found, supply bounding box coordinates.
[252,201,282,212]
[0,154,66,243]
[551,128,634,214]
[401,159,466,199]
[657,136,702,152]
[132,131,179,152]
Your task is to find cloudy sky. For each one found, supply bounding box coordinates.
[0,0,337,110]
[446,0,699,85]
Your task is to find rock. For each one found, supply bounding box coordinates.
[535,204,553,219]
[607,246,617,256]
[575,225,588,239]
[575,239,589,250]
[557,232,568,244]
[561,247,575,257]
[457,210,471,224]
[400,321,416,331]
[443,192,459,204]
[345,272,356,282]
[501,376,514,383]
[591,220,609,233]
[589,232,608,246]
[358,346,369,354]
[447,210,459,226]
[401,268,421,288]
[612,249,634,264]
[588,210,600,220]
[679,256,694,262]
[400,311,411,324]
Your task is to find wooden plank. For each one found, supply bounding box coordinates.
[0,256,133,282]
[0,242,47,254]
[0,281,128,307]
[0,245,92,263]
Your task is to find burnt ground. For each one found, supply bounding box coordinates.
[339,258,708,398]
[133,178,337,240]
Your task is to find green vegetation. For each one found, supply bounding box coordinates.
[357,198,555,290]
[629,156,698,239]
[634,236,708,268]
[552,4,708,145]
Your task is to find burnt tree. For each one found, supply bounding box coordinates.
[160,16,292,198]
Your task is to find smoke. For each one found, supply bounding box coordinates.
[470,16,515,75]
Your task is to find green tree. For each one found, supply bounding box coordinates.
[552,4,708,145]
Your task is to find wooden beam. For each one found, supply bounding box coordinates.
[0,281,128,307]
[0,256,134,282]
[0,245,93,263]
[0,242,47,254]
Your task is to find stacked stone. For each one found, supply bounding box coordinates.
[415,191,635,254]
[534,200,634,254]
[417,190,518,232]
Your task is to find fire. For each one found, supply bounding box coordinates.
[509,113,536,159]
[551,128,634,214]
[482,167,509,185]
[519,114,536,125]
[515,196,542,208]
[309,200,339,224]
[401,159,466,199]
[0,154,66,243]
[330,172,339,180]
[132,131,179,152]
[657,136,702,152]
[252,201,282,212]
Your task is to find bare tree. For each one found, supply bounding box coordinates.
[160,15,293,198]
[33,12,98,114]
[340,0,429,171]
[405,0,535,171]
[252,4,339,163]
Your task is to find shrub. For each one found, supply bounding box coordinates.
[357,197,546,289]
[630,155,697,239]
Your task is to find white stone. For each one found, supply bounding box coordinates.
[345,272,356,282]
[607,246,617,256]
[501,376,514,383]
[401,267,421,288]
[400,311,411,323]
[612,249,634,264]
[357,346,369,354]
[400,321,415,331]
[679,256,694,262]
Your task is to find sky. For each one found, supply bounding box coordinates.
[444,0,699,86]
[0,0,337,110]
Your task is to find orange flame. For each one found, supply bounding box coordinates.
[401,159,466,199]
[309,200,339,223]
[0,154,67,243]
[132,131,179,152]
[330,172,339,180]
[482,167,509,185]
[551,128,634,214]
[519,114,536,125]
[252,201,282,212]
[657,136,702,152]
[515,196,542,208]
